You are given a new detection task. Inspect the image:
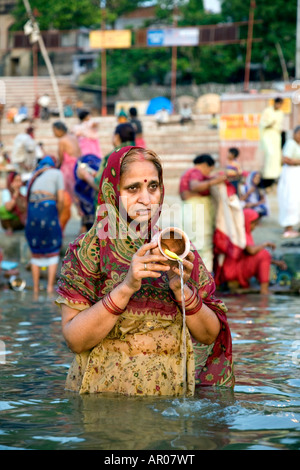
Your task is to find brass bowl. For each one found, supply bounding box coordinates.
[157,227,190,261]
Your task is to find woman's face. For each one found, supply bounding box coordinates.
[11,174,22,190]
[252,172,261,186]
[294,130,300,144]
[201,163,214,177]
[119,160,161,222]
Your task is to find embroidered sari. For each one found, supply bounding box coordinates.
[56,146,234,396]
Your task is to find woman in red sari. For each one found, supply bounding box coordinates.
[56,146,234,396]
[214,208,285,294]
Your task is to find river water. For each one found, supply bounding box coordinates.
[0,289,299,451]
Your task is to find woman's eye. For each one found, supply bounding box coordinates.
[128,186,138,192]
[149,183,158,191]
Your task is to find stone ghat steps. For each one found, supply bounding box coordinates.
[1,115,219,154]
[1,107,219,196]
[2,76,78,109]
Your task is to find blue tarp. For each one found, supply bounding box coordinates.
[146,96,173,115]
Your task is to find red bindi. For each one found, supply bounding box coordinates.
[144,179,147,182]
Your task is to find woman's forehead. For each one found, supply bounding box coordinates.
[120,160,159,182]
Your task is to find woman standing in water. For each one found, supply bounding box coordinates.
[56,146,234,396]
[26,156,64,295]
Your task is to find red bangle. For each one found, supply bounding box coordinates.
[170,285,197,305]
[185,296,203,316]
[185,288,197,307]
[102,292,125,316]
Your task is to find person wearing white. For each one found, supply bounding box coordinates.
[11,128,43,173]
[38,94,51,120]
[277,126,300,238]
[155,108,169,124]
[260,97,284,186]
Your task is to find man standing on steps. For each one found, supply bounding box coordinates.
[259,97,284,189]
[38,93,51,121]
[11,126,43,177]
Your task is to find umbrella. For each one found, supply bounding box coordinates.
[195,93,220,114]
[176,95,196,108]
[146,96,173,115]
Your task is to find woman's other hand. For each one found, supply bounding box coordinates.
[167,250,195,294]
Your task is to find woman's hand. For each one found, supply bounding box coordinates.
[272,259,288,271]
[210,173,227,186]
[122,240,170,294]
[167,250,195,294]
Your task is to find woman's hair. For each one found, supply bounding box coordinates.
[229,147,239,158]
[193,154,215,167]
[129,107,137,117]
[53,121,68,133]
[78,109,90,121]
[294,125,300,135]
[115,123,135,143]
[274,97,283,104]
[120,147,163,186]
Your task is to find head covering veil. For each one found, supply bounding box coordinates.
[6,171,27,225]
[243,208,260,246]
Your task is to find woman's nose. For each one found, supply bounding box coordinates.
[138,188,151,205]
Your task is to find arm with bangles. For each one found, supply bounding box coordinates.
[61,240,170,354]
[61,240,221,354]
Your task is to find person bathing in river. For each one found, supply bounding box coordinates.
[214,208,287,295]
[56,146,234,396]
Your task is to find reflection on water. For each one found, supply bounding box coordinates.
[0,290,299,450]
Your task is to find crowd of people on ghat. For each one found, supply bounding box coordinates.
[0,96,298,397]
[0,97,298,297]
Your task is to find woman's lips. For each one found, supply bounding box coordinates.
[136,209,151,215]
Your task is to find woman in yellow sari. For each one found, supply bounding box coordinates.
[56,146,234,396]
